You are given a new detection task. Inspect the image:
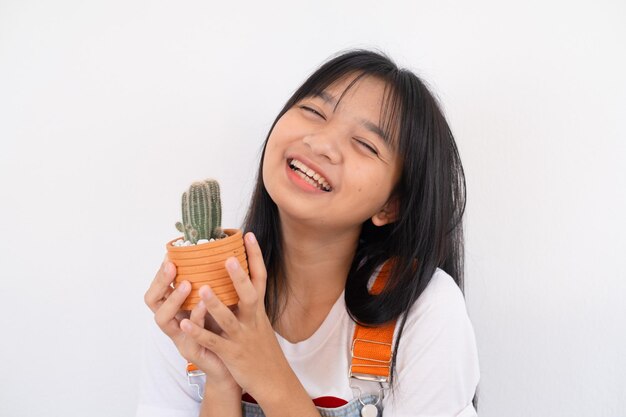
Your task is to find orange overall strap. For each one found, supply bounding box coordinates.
[187,363,201,373]
[350,261,397,380]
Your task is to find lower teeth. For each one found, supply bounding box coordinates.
[293,167,323,190]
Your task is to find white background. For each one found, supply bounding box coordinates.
[1,1,624,416]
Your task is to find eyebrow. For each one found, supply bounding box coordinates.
[313,91,391,145]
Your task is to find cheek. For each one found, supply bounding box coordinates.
[263,130,285,165]
[272,111,300,137]
[261,140,280,188]
[355,167,395,207]
[352,164,384,189]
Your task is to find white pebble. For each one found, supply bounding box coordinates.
[173,239,184,247]
[183,240,192,246]
[197,239,209,245]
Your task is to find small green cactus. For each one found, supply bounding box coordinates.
[175,179,225,244]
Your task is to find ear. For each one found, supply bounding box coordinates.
[371,196,400,227]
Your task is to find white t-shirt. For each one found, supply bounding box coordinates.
[136,268,480,417]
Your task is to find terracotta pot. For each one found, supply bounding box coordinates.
[166,229,248,310]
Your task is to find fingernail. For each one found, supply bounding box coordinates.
[178,281,190,292]
[246,232,256,243]
[199,285,213,298]
[226,257,239,271]
[164,262,174,275]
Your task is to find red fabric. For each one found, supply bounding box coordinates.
[242,393,257,403]
[241,393,348,408]
[313,396,349,407]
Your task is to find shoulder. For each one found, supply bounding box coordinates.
[398,267,477,354]
[410,267,469,322]
[384,268,480,415]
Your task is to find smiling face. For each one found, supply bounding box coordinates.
[262,73,403,233]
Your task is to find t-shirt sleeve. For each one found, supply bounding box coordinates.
[383,269,480,417]
[135,319,204,417]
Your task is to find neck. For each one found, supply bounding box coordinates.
[277,213,361,310]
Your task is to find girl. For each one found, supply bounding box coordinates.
[140,49,480,417]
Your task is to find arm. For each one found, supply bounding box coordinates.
[142,258,240,415]
[234,352,321,417]
[180,233,322,417]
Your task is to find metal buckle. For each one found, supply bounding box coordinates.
[349,383,385,408]
[186,365,206,400]
[349,338,392,383]
[348,337,391,411]
[348,371,389,383]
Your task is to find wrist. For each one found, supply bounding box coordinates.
[204,381,242,397]
[255,368,320,417]
[200,383,242,417]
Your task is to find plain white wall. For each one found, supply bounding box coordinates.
[1,1,624,416]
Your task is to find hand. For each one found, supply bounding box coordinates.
[144,257,239,391]
[179,232,294,400]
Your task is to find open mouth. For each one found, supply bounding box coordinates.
[288,158,332,192]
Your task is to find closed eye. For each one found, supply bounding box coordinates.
[299,105,325,119]
[355,138,379,155]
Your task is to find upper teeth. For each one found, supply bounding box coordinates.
[289,159,332,191]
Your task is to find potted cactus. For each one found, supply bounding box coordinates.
[165,179,248,310]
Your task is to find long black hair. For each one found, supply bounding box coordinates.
[243,48,476,409]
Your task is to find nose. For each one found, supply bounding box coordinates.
[302,130,342,164]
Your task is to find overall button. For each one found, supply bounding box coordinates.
[361,403,378,417]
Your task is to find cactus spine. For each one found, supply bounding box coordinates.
[175,179,223,244]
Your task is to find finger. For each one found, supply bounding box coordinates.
[203,308,225,334]
[225,257,259,324]
[181,314,229,356]
[190,300,206,329]
[199,285,242,338]
[144,260,177,312]
[174,309,191,323]
[154,280,191,339]
[177,306,204,365]
[243,232,267,301]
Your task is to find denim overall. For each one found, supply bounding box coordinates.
[241,394,383,417]
[187,350,387,417]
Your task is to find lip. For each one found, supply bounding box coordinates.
[285,154,334,192]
